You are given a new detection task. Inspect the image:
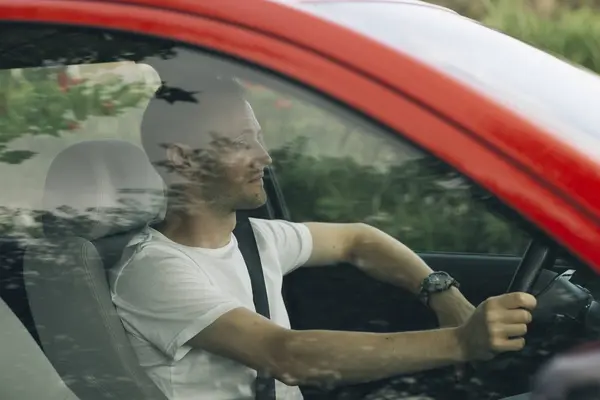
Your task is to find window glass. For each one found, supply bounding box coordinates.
[0,61,158,237]
[240,83,531,256]
[0,24,530,255]
[0,22,546,400]
[0,33,530,255]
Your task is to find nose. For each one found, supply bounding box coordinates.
[258,145,272,167]
[252,140,272,167]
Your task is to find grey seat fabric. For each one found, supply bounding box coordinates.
[23,140,168,400]
[0,297,79,400]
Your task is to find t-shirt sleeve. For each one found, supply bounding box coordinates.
[250,218,314,276]
[111,246,244,362]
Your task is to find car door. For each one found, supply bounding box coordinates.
[0,2,592,400]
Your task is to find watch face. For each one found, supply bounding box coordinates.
[420,272,458,304]
[428,272,451,291]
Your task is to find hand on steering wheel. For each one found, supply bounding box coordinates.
[460,239,557,376]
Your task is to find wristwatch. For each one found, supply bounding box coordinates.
[417,271,460,306]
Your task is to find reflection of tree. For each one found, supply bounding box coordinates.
[0,67,151,164]
[8,189,163,231]
[0,26,180,164]
[271,137,530,255]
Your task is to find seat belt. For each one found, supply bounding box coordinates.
[233,218,277,400]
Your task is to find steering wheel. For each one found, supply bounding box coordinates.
[507,238,558,294]
[466,239,563,381]
[468,239,558,372]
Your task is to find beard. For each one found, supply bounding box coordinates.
[235,186,268,210]
[188,174,267,212]
[181,149,268,212]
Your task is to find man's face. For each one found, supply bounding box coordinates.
[170,95,272,211]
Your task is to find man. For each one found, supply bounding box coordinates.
[109,75,536,400]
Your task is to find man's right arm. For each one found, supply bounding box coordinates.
[187,292,537,388]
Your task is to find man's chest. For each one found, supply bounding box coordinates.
[188,248,286,315]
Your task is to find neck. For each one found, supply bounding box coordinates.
[154,188,237,249]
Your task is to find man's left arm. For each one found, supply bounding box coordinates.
[302,222,475,327]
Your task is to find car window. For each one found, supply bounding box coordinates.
[0,22,544,400]
[0,24,530,256]
[251,87,531,255]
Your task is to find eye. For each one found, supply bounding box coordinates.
[235,131,258,146]
[232,135,250,149]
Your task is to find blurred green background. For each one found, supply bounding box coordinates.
[430,0,600,73]
[262,0,600,256]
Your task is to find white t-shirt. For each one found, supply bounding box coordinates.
[108,218,313,400]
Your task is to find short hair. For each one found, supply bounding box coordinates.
[140,75,246,180]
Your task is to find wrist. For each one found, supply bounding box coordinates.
[429,287,466,311]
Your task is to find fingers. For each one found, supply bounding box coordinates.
[495,292,537,311]
[496,308,533,324]
[489,325,527,354]
[463,292,536,360]
[484,297,533,324]
[485,294,533,355]
[502,323,528,338]
[496,337,526,352]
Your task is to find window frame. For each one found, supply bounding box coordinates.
[0,0,599,270]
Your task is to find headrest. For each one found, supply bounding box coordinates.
[42,140,166,240]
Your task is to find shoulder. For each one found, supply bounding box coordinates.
[247,218,314,272]
[125,228,192,269]
[247,218,311,241]
[109,228,198,294]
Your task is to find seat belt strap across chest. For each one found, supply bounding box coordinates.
[233,218,277,400]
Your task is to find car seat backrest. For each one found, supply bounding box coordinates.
[0,297,80,400]
[22,140,168,400]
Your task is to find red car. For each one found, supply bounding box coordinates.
[1,1,600,399]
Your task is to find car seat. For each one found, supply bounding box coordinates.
[0,296,79,400]
[22,140,169,400]
[21,138,281,400]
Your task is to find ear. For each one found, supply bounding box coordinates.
[166,142,194,169]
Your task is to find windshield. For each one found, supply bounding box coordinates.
[297,1,600,159]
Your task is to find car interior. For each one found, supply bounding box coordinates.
[0,138,290,400]
[2,134,600,400]
[2,24,600,400]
